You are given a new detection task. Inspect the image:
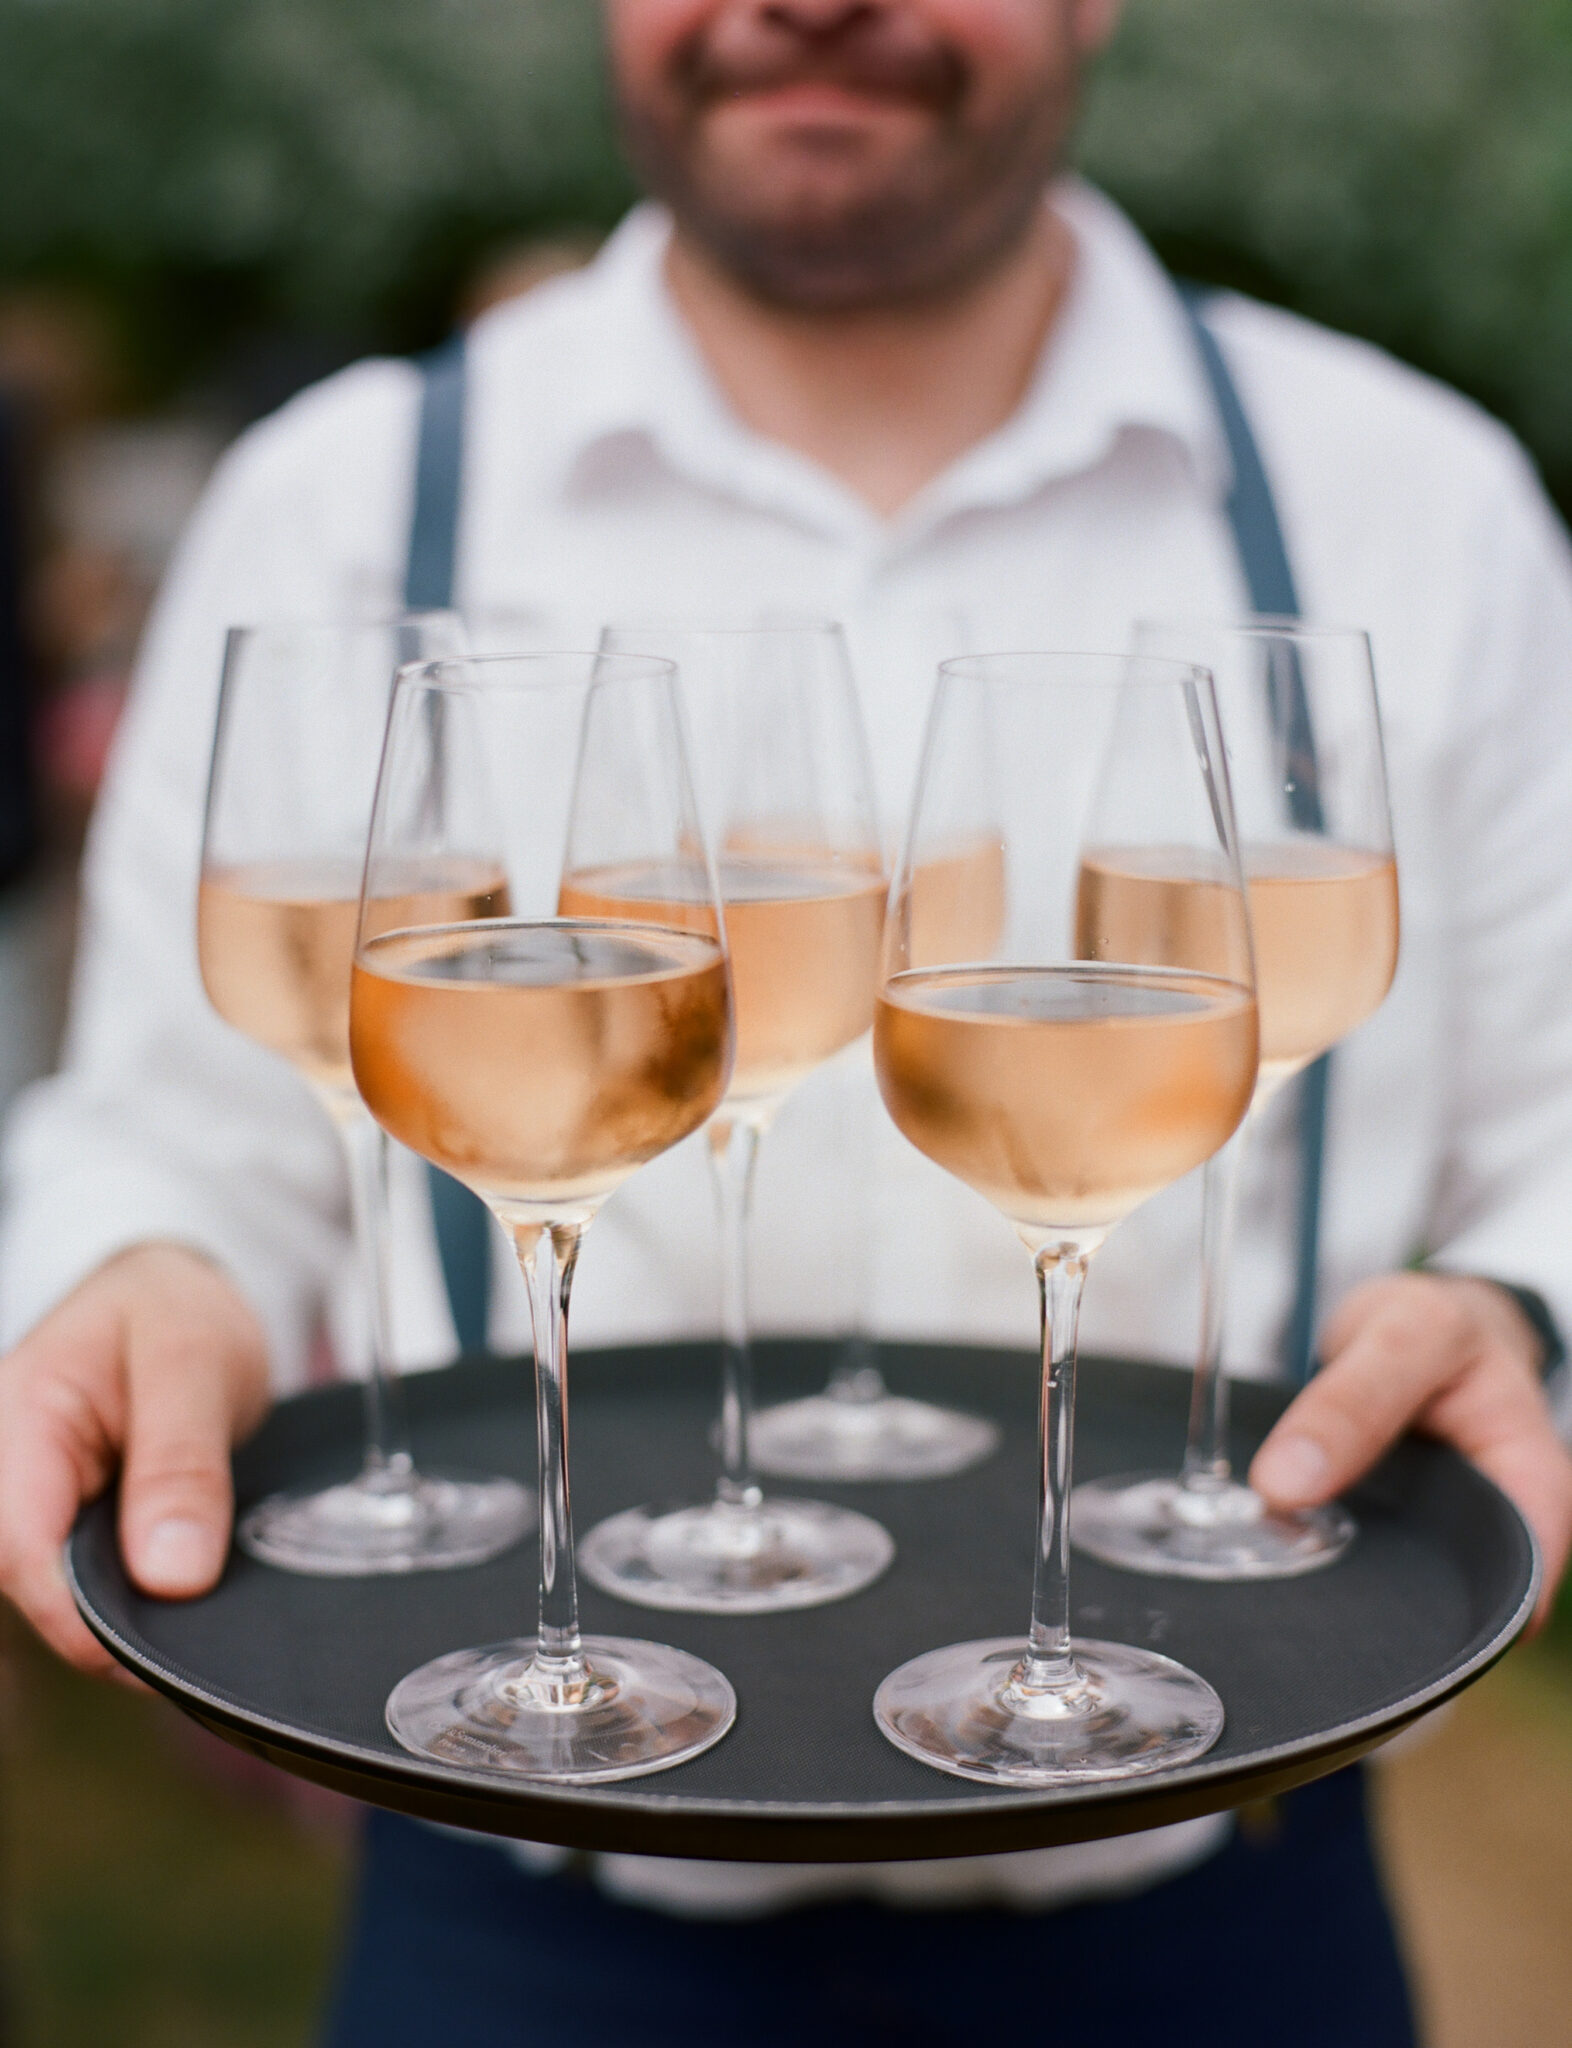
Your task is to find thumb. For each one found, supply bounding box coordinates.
[118,1317,257,1599]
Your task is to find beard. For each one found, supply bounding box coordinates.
[615,20,1078,312]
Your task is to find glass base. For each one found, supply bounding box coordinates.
[236,1466,536,1576]
[750,1391,1001,1482]
[874,1635,1225,1787]
[579,1496,895,1614]
[385,1635,736,1784]
[1071,1472,1356,1580]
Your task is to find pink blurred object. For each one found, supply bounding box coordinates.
[164,1707,361,1843]
[37,670,128,800]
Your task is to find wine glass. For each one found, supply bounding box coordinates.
[356,651,737,1780]
[741,599,1002,1482]
[747,1048,1003,1482]
[1071,621,1398,1579]
[198,619,535,1574]
[872,652,1258,1784]
[574,623,896,1611]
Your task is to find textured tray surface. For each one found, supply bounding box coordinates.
[69,1342,1536,1861]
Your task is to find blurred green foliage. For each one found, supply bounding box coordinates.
[3,1625,347,2048]
[1082,0,1572,508]
[2,0,1572,503]
[0,0,632,387]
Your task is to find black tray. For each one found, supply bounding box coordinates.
[68,1342,1537,1862]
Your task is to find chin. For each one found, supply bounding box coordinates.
[699,129,928,231]
[704,97,931,172]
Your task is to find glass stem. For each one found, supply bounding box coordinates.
[826,1074,882,1405]
[514,1220,589,1687]
[1180,1122,1250,1496]
[709,1114,765,1510]
[1021,1244,1090,1690]
[828,1335,887,1406]
[338,1107,413,1487]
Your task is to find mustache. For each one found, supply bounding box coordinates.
[674,26,968,115]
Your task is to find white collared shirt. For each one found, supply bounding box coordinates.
[6,180,1572,1914]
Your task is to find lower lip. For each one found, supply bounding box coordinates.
[717,82,917,123]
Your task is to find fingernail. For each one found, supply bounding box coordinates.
[1254,1433,1330,1504]
[140,1518,219,1590]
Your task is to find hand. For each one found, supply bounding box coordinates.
[1252,1272,1572,1627]
[0,1244,270,1678]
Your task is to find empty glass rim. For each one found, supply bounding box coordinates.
[602,615,843,639]
[223,613,457,639]
[393,650,679,694]
[936,650,1212,687]
[1136,613,1373,646]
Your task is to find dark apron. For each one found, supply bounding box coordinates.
[327,1770,1413,2048]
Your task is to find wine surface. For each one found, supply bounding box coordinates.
[904,835,1008,969]
[559,856,884,1109]
[198,857,507,1105]
[1076,842,1398,1085]
[875,965,1257,1242]
[350,920,730,1216]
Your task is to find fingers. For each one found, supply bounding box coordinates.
[0,1495,121,1675]
[118,1257,269,1599]
[1251,1275,1477,1507]
[0,1308,126,1675]
[0,1245,270,1678]
[118,1349,237,1598]
[1250,1271,1572,1626]
[1470,1428,1572,1630]
[1418,1297,1572,1628]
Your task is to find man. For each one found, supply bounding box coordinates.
[3,2,1571,2041]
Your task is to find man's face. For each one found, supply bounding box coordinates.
[605,1,1118,309]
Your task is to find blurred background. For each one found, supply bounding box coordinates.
[1,1,1570,2041]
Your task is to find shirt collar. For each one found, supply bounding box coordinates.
[543,204,881,541]
[533,178,1231,540]
[911,179,1233,525]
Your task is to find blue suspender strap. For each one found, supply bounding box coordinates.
[404,337,468,611]
[1176,285,1329,1385]
[1282,1066,1332,1381]
[427,1150,493,1358]
[404,337,493,1356]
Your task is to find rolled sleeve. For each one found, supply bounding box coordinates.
[1423,453,1572,1347]
[0,361,417,1383]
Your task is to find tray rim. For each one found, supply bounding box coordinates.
[66,1349,1543,1863]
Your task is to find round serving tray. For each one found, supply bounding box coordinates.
[69,1341,1537,1862]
